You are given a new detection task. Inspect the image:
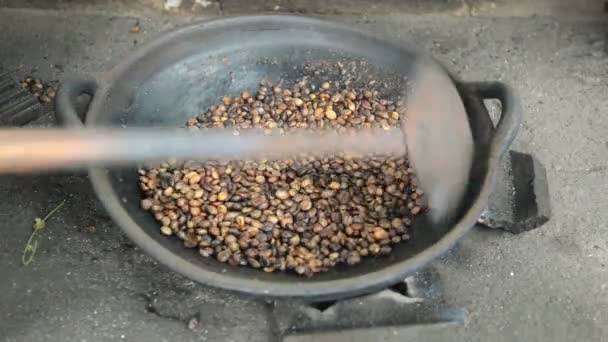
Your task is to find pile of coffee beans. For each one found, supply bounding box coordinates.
[138,78,424,276]
[20,77,56,103]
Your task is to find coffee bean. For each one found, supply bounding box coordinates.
[325,109,337,120]
[193,189,204,199]
[372,227,389,241]
[299,199,312,211]
[141,199,153,210]
[163,187,174,196]
[160,226,172,236]
[320,190,335,198]
[275,190,289,200]
[139,77,425,277]
[391,218,404,229]
[217,191,229,201]
[217,250,231,262]
[189,173,201,185]
[248,258,261,268]
[347,252,361,265]
[369,243,381,255]
[329,181,341,190]
[295,265,307,275]
[199,247,214,257]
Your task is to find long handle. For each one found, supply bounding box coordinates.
[0,128,406,173]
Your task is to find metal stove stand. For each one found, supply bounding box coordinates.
[270,150,551,341]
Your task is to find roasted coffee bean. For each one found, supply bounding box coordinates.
[139,77,425,277]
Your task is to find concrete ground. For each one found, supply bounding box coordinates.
[0,1,607,341]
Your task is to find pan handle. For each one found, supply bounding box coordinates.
[469,82,522,160]
[55,76,99,127]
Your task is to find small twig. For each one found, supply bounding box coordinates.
[41,200,65,222]
[22,200,65,266]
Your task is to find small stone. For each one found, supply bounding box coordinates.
[130,21,141,33]
[187,316,199,331]
[160,226,172,236]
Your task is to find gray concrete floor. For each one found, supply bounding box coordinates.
[0,3,607,342]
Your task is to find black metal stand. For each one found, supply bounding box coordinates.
[271,267,464,341]
[271,150,551,341]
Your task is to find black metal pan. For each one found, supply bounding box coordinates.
[55,15,520,301]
